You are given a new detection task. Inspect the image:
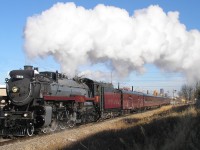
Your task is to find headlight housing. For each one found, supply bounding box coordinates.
[12,86,19,93]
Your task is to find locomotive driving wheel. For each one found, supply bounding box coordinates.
[50,118,58,132]
[27,125,34,136]
[41,127,49,133]
[67,120,75,128]
[58,111,68,130]
[59,121,66,130]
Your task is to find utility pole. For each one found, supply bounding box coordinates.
[110,71,112,84]
[173,89,177,104]
[173,89,177,99]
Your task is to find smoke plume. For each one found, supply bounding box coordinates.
[24,2,200,82]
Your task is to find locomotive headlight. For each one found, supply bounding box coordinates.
[12,86,19,93]
[23,113,28,117]
[1,99,6,104]
[4,113,8,117]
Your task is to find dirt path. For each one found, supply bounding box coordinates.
[0,105,174,150]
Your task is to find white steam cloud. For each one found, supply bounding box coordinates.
[24,2,200,82]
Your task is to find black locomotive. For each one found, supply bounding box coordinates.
[0,66,170,137]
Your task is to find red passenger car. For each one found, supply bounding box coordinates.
[104,89,121,109]
[121,90,144,111]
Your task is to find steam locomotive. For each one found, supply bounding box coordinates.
[0,66,170,136]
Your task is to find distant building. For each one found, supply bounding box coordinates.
[0,85,6,96]
[0,85,6,88]
[160,88,164,96]
[153,90,158,96]
[164,93,168,97]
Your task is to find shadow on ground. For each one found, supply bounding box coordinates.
[64,105,200,150]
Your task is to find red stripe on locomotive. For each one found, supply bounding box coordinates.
[43,95,96,102]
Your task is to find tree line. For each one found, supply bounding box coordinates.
[178,82,200,103]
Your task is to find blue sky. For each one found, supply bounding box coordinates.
[0,0,200,95]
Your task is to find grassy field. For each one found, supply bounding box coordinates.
[65,105,200,150]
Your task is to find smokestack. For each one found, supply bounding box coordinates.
[24,65,33,70]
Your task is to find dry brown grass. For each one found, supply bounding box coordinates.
[65,105,200,150]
